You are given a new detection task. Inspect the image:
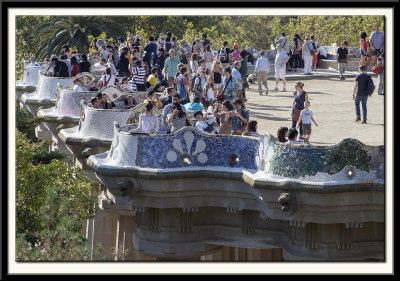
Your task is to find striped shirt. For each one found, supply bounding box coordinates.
[132,67,146,85]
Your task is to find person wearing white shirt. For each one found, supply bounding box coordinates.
[72,78,84,92]
[255,51,270,95]
[193,111,216,135]
[317,45,327,59]
[106,59,117,76]
[94,59,107,68]
[100,45,109,61]
[131,103,159,134]
[99,68,116,88]
[29,56,40,66]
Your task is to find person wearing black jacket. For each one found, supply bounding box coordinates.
[52,57,69,77]
[117,51,130,77]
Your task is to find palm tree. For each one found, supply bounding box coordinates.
[33,16,126,60]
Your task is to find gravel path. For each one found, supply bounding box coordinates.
[244,72,384,146]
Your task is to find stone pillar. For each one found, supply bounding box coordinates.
[115,215,136,261]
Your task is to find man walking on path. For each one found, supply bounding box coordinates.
[255,51,270,95]
[274,43,289,92]
[353,65,373,124]
[369,24,384,67]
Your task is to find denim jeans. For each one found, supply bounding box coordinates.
[355,94,368,120]
[292,120,303,137]
[378,70,384,94]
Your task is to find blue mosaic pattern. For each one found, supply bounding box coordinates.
[137,128,260,170]
[262,134,383,178]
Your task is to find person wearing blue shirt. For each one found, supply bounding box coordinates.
[226,98,249,135]
[218,67,240,101]
[184,96,203,112]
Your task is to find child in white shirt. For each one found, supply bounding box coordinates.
[296,100,318,144]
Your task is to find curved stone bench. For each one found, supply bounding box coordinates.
[37,89,97,151]
[16,63,47,98]
[58,101,140,172]
[87,126,384,260]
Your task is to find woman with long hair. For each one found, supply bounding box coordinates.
[202,76,215,109]
[291,81,308,140]
[211,60,223,98]
[292,34,304,70]
[359,31,368,67]
[131,102,159,134]
[190,53,199,78]
[167,102,192,133]
[203,44,214,73]
[70,56,80,77]
[213,100,233,135]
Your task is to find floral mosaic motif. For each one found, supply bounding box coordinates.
[261,134,384,179]
[166,131,208,164]
[136,128,260,169]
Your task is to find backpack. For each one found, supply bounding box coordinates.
[367,75,375,95]
[219,47,227,61]
[190,75,203,93]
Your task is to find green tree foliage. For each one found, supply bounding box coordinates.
[269,16,384,47]
[32,16,126,60]
[16,16,47,80]
[16,129,99,260]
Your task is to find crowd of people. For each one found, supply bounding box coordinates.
[32,24,383,144]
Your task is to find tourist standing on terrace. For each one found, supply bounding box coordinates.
[359,32,369,67]
[291,81,309,140]
[61,44,70,59]
[106,58,118,76]
[218,67,240,101]
[310,35,318,71]
[274,43,289,92]
[99,67,116,88]
[302,36,314,75]
[117,50,130,78]
[144,36,158,75]
[177,66,191,104]
[239,51,249,100]
[78,54,91,73]
[131,102,159,135]
[377,52,384,95]
[296,100,318,144]
[336,41,349,81]
[190,53,199,78]
[255,51,270,95]
[226,98,249,135]
[164,37,172,53]
[203,44,214,73]
[353,65,374,124]
[203,76,216,109]
[167,102,192,133]
[291,34,303,71]
[275,32,291,71]
[218,41,231,64]
[131,60,147,91]
[165,49,181,88]
[231,44,240,63]
[52,57,69,77]
[193,69,207,99]
[232,61,244,99]
[70,56,80,77]
[369,24,384,67]
[211,60,223,98]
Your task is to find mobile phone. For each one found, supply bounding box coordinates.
[229,112,236,116]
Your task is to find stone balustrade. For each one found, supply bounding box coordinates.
[87,125,384,260]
